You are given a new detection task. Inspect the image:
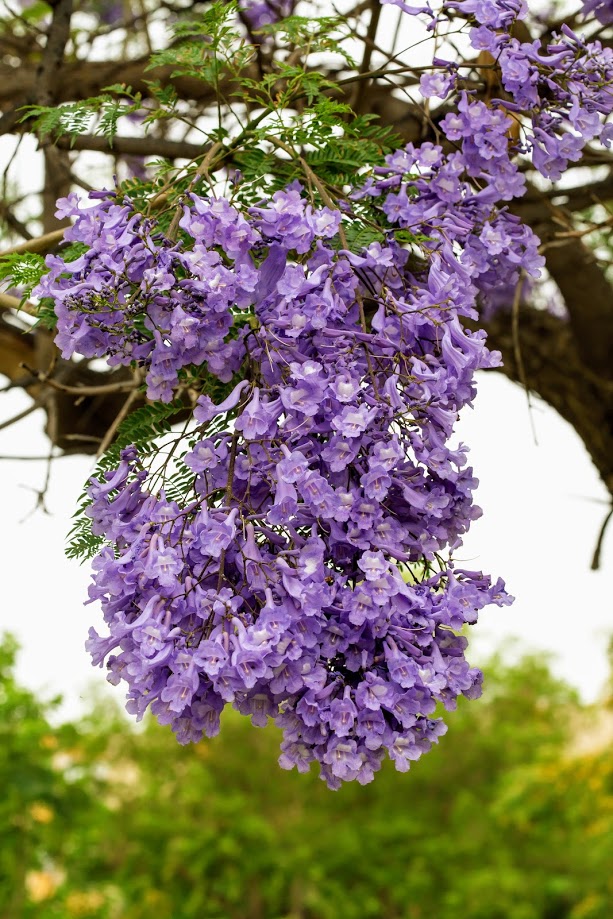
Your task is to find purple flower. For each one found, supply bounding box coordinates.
[235,389,281,438]
[358,550,389,581]
[322,738,363,780]
[326,690,358,737]
[582,0,613,24]
[239,0,295,32]
[194,640,228,677]
[419,71,455,99]
[355,674,395,711]
[143,537,183,587]
[332,404,378,438]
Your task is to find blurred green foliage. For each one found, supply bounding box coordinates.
[1,635,611,919]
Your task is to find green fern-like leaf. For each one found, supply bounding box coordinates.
[99,400,188,470]
[0,252,46,290]
[65,508,105,562]
[20,93,142,144]
[0,252,47,312]
[341,222,385,253]
[66,400,188,561]
[259,14,356,68]
[163,462,198,506]
[147,1,249,87]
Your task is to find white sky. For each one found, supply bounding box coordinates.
[0,371,611,722]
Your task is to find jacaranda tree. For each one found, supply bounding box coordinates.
[0,0,612,786]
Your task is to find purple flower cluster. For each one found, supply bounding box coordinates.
[40,178,520,787]
[445,0,528,28]
[358,130,544,316]
[386,0,613,181]
[35,192,257,402]
[239,0,295,31]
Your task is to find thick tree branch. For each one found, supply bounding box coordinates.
[55,134,206,160]
[0,58,221,112]
[42,146,72,233]
[0,293,36,317]
[0,313,143,453]
[34,2,74,231]
[542,240,613,381]
[352,0,382,112]
[481,307,613,496]
[0,229,66,257]
[514,171,613,223]
[36,0,73,108]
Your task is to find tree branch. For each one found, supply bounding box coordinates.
[55,134,206,160]
[0,229,66,257]
[480,306,613,496]
[0,393,49,432]
[515,170,613,224]
[542,237,613,381]
[0,293,37,317]
[22,366,139,396]
[0,57,222,111]
[35,0,73,108]
[352,0,382,112]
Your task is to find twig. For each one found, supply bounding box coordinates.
[554,215,613,241]
[0,205,33,241]
[149,111,270,216]
[0,394,48,431]
[96,384,142,457]
[47,377,137,396]
[20,364,138,396]
[0,453,65,460]
[591,505,613,570]
[266,135,347,238]
[55,133,206,161]
[166,141,224,240]
[511,271,538,446]
[27,441,56,516]
[62,433,101,443]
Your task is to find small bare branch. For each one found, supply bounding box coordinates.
[20,363,139,396]
[0,392,49,431]
[96,384,142,457]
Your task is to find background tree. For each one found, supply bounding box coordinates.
[2,632,612,918]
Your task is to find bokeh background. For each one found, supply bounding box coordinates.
[1,632,612,918]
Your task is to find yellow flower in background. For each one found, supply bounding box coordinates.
[40,734,58,750]
[66,889,106,916]
[25,868,63,903]
[29,802,54,824]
